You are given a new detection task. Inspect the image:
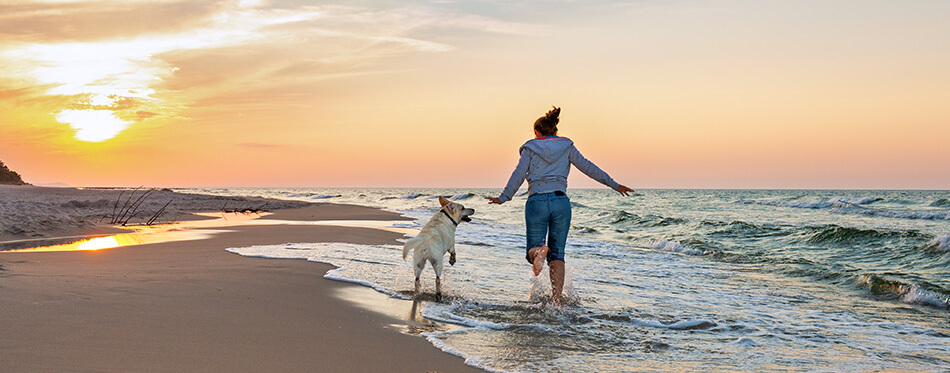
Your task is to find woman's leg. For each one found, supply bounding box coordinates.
[546,196,572,303]
[549,260,565,304]
[524,197,550,275]
[527,246,548,276]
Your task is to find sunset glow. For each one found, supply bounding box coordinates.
[1,0,948,188]
[76,236,121,251]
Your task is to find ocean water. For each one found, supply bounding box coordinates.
[192,188,950,372]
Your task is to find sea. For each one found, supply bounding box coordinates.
[182,188,950,372]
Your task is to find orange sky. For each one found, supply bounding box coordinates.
[1,0,948,189]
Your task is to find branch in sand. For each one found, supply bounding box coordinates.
[222,202,269,214]
[146,199,173,226]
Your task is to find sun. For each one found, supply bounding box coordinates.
[55,109,134,142]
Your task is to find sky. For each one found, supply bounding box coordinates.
[1,0,948,189]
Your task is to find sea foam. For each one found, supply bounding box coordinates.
[928,235,950,252]
[651,239,704,255]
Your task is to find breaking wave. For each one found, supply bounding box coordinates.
[858,274,950,310]
[650,239,704,256]
[736,197,881,209]
[923,235,950,252]
[737,196,950,221]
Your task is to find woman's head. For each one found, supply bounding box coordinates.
[534,106,560,137]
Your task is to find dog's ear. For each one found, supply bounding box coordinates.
[439,196,449,207]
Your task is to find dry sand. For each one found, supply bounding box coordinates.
[0,196,484,372]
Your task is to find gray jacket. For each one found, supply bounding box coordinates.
[498,136,620,203]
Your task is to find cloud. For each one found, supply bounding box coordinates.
[0,0,543,142]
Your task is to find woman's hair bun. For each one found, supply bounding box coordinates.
[545,106,561,125]
[534,105,561,136]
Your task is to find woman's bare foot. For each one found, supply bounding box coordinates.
[530,245,549,276]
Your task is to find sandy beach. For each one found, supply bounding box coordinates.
[0,187,483,372]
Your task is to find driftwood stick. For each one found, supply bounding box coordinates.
[146,199,173,226]
[113,186,143,224]
[120,189,154,225]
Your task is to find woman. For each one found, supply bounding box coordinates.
[487,106,633,304]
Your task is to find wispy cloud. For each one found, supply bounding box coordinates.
[0,0,541,142]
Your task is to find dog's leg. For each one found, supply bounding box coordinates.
[413,257,425,295]
[435,275,442,301]
[432,258,444,301]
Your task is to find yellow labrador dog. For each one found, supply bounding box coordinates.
[402,196,475,300]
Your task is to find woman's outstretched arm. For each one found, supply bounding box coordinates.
[488,150,531,204]
[569,145,634,196]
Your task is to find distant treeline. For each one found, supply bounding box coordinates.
[0,161,28,185]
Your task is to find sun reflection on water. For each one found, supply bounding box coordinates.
[75,236,123,251]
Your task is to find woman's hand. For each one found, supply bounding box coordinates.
[616,185,635,196]
[486,197,503,204]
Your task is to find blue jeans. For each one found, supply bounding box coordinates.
[525,192,571,264]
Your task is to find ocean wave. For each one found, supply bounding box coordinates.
[572,226,598,234]
[930,198,950,207]
[736,197,881,209]
[803,225,924,245]
[736,196,950,221]
[311,194,341,199]
[422,304,512,330]
[635,318,717,330]
[285,193,341,200]
[831,206,950,221]
[602,211,686,227]
[858,274,950,310]
[381,192,425,200]
[650,239,704,255]
[923,235,950,252]
[702,220,786,238]
[589,312,716,330]
[451,193,475,200]
[734,337,758,347]
[901,284,950,310]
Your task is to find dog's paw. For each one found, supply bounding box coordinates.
[449,256,456,266]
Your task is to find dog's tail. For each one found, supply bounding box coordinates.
[402,238,417,261]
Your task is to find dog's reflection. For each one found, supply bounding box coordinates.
[404,298,447,335]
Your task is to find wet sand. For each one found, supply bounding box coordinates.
[0,204,483,372]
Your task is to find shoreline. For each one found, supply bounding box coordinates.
[0,202,484,372]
